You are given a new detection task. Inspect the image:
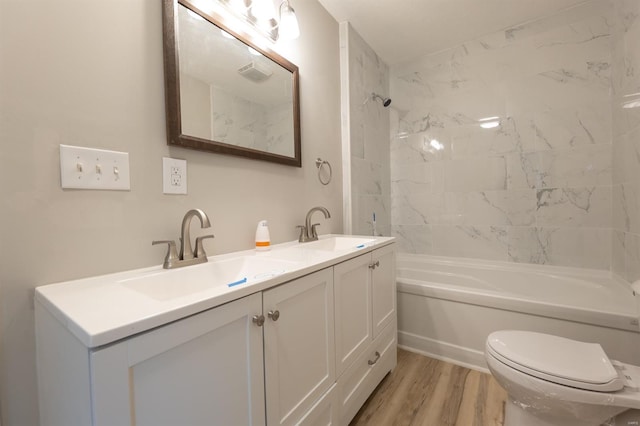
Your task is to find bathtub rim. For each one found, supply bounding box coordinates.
[396,254,639,333]
[397,253,625,284]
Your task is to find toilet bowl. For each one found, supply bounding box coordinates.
[485,330,640,426]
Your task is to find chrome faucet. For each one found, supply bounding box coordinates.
[153,209,214,269]
[298,206,331,242]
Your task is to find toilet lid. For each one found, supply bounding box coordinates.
[487,330,624,392]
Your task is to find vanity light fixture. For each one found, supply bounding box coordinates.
[226,0,247,12]
[278,0,300,40]
[250,0,300,41]
[251,0,276,20]
[218,0,299,42]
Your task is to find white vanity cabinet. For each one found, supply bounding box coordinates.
[38,272,336,426]
[36,238,396,426]
[334,244,397,424]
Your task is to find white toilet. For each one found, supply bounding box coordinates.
[485,330,640,426]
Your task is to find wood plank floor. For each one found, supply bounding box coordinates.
[350,349,507,426]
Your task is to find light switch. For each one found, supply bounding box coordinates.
[59,144,130,190]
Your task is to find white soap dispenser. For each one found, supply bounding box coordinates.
[255,220,271,251]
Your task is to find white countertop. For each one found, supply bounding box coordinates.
[35,234,395,348]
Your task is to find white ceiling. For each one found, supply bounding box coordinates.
[317,0,590,65]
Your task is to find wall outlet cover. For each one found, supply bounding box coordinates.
[163,157,187,194]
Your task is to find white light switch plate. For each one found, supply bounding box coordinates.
[163,157,187,194]
[60,144,130,190]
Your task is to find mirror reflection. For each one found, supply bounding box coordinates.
[163,0,301,166]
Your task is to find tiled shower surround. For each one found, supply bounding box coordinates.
[343,23,391,237]
[390,1,616,270]
[612,0,640,281]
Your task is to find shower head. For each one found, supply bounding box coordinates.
[372,92,391,107]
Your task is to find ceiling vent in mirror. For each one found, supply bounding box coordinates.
[238,61,273,82]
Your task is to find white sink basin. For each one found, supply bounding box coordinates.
[303,236,375,252]
[119,256,298,301]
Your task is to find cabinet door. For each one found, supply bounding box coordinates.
[90,293,265,426]
[296,384,339,426]
[263,268,335,426]
[371,244,396,338]
[334,253,372,376]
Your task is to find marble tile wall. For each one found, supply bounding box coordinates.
[612,0,640,281]
[211,86,293,156]
[389,0,614,270]
[212,86,266,148]
[263,104,295,157]
[345,24,391,236]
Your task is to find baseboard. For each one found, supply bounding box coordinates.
[397,330,489,374]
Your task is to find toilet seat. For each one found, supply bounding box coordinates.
[487,330,624,392]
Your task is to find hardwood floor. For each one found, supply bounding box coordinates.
[350,349,507,426]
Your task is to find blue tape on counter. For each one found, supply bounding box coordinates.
[227,277,247,287]
[356,244,365,248]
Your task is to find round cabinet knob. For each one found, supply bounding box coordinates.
[252,314,265,327]
[268,310,280,321]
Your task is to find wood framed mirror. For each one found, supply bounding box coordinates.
[162,0,301,167]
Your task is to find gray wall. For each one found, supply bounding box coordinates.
[0,1,342,424]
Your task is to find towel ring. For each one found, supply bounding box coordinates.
[315,158,332,185]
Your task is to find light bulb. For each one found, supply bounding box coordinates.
[252,0,276,20]
[227,0,247,11]
[279,1,299,40]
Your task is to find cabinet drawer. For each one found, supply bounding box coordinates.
[337,320,397,425]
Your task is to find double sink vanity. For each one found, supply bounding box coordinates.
[35,0,395,422]
[36,231,397,425]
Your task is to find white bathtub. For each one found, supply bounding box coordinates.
[396,254,640,372]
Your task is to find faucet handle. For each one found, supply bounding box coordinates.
[310,223,321,239]
[296,225,307,242]
[195,234,214,259]
[152,240,179,269]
